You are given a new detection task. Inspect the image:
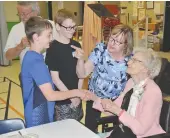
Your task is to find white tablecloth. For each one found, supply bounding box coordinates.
[0,119,100,138]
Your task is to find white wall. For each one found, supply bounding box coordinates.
[3,1,18,22]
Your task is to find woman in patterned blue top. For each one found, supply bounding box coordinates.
[72,24,134,132]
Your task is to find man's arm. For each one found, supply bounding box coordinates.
[4,24,29,60]
[51,71,84,107]
[5,37,29,60]
[6,43,24,60]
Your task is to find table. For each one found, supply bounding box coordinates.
[0,119,100,138]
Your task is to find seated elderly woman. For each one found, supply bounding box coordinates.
[94,47,166,138]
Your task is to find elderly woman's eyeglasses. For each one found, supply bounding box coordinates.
[130,58,143,63]
[108,37,126,46]
[59,24,77,31]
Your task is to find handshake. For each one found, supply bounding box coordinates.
[71,89,120,115]
[72,89,98,102]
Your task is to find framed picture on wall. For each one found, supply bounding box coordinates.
[146,1,154,9]
[138,9,146,21]
[138,1,145,8]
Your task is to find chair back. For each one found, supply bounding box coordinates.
[160,97,170,133]
[153,58,170,132]
[0,118,25,134]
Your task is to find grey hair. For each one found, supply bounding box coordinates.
[17,1,40,15]
[133,47,162,79]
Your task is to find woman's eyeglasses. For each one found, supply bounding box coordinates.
[59,24,77,31]
[108,37,127,46]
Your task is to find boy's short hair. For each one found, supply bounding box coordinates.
[54,9,75,25]
[25,16,52,42]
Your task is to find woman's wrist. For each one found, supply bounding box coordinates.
[118,109,125,117]
[113,108,123,116]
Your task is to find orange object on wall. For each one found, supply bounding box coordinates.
[101,5,120,27]
[104,5,120,15]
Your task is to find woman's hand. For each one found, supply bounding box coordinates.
[71,45,84,59]
[101,99,122,115]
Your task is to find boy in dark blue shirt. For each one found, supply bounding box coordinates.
[21,16,93,128]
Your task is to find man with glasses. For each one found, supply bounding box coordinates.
[4,1,57,64]
[45,9,84,121]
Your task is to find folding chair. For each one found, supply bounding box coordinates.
[0,118,25,134]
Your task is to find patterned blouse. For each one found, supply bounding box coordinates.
[88,43,131,99]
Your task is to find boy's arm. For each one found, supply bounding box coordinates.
[50,71,68,91]
[71,79,84,107]
[50,71,80,107]
[78,79,84,89]
[29,61,92,102]
[39,82,86,101]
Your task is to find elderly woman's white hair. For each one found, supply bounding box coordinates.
[17,1,40,15]
[133,47,162,79]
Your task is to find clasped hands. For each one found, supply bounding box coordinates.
[100,99,122,116]
[69,89,97,108]
[74,89,98,101]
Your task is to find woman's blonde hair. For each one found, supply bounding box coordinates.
[107,24,133,56]
[133,47,162,79]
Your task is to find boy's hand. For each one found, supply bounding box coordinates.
[80,90,97,101]
[70,97,81,108]
[71,45,84,59]
[71,89,97,101]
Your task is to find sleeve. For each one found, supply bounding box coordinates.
[4,26,18,53]
[75,41,81,48]
[71,40,81,48]
[30,60,51,86]
[119,87,162,136]
[88,43,106,66]
[71,40,81,57]
[48,20,57,40]
[45,45,60,71]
